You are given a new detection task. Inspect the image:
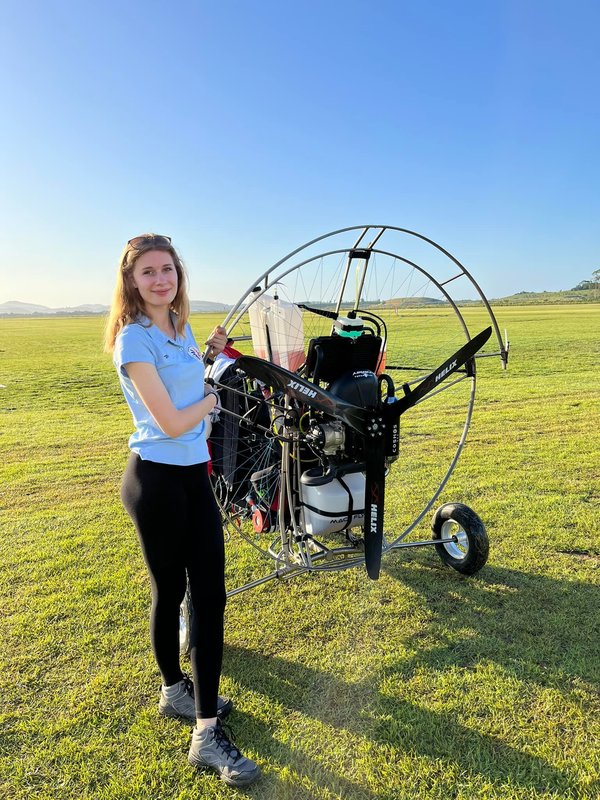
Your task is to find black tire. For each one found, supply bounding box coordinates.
[431,503,489,575]
[179,585,193,656]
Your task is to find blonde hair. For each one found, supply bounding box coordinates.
[104,235,190,352]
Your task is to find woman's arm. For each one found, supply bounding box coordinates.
[126,362,217,439]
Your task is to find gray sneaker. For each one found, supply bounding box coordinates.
[158,674,233,721]
[188,720,261,787]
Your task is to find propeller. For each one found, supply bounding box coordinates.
[236,356,369,433]
[363,425,386,579]
[389,326,492,417]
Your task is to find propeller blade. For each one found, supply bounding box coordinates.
[364,433,386,580]
[237,355,369,433]
[391,326,492,416]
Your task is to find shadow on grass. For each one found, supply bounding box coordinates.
[212,707,383,800]
[220,558,600,798]
[382,558,599,688]
[223,646,572,799]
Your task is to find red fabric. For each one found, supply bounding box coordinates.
[223,343,243,359]
[206,439,213,475]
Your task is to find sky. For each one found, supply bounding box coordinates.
[0,0,598,307]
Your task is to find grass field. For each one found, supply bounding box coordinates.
[1,305,599,800]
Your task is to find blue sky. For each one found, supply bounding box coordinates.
[1,0,598,307]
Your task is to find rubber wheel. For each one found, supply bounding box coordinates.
[179,586,193,656]
[431,503,489,575]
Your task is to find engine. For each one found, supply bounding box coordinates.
[297,368,381,537]
[305,419,345,456]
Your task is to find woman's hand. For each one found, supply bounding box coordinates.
[204,382,222,421]
[205,326,227,359]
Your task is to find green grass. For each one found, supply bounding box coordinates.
[1,306,599,799]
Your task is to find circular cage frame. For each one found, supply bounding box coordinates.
[209,225,507,596]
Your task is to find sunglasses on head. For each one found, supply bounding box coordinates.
[127,234,172,250]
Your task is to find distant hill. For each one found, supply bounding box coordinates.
[0,300,109,316]
[380,288,599,307]
[189,300,231,313]
[379,297,445,308]
[488,288,598,305]
[0,300,232,317]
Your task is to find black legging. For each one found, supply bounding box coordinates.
[121,454,226,719]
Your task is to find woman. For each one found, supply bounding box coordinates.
[104,233,260,788]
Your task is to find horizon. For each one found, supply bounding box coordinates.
[2,275,596,317]
[1,1,598,307]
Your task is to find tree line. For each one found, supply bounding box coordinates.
[571,269,600,291]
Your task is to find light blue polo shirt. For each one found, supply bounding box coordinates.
[114,315,210,466]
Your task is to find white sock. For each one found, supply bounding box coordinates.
[195,717,218,731]
[162,679,184,699]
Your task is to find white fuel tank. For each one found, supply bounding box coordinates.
[300,468,365,536]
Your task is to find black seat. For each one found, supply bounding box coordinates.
[305,334,382,384]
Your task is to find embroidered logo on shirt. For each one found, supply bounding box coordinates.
[188,346,202,361]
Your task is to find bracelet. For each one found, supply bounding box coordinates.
[205,389,219,406]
